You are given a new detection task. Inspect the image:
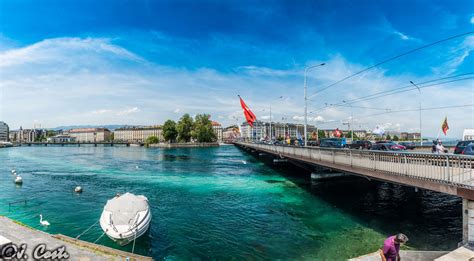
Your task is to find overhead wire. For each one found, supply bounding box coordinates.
[307,31,474,99]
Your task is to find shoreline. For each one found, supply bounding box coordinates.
[0,215,152,260]
[149,142,220,148]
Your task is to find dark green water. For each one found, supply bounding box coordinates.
[0,146,462,260]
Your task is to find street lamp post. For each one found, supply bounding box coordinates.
[410,81,423,146]
[304,63,325,146]
[269,96,283,143]
[343,101,354,141]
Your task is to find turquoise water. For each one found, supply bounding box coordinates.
[0,146,461,259]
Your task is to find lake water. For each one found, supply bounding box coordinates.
[0,146,462,260]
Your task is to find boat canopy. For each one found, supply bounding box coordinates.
[104,193,149,225]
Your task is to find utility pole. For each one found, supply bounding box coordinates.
[410,81,423,146]
[304,63,325,147]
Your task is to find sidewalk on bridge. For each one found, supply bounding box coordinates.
[349,245,474,261]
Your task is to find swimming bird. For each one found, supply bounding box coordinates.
[241,160,247,165]
[74,186,83,193]
[14,176,22,184]
[11,169,16,175]
[39,214,50,226]
[136,165,139,169]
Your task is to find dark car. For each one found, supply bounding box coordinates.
[347,140,372,149]
[376,141,406,150]
[370,143,390,151]
[371,143,405,151]
[462,143,474,156]
[454,140,474,154]
[319,138,346,149]
[399,142,416,150]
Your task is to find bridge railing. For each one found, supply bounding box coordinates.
[238,143,474,189]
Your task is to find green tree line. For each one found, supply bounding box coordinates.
[162,113,216,143]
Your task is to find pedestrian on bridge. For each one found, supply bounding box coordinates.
[379,233,408,261]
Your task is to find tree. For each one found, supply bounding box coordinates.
[145,136,160,145]
[318,130,326,139]
[393,135,399,141]
[177,114,194,142]
[193,114,217,142]
[386,134,392,140]
[163,120,178,142]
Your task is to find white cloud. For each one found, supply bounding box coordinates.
[92,109,111,115]
[470,16,474,24]
[0,37,472,138]
[116,107,140,116]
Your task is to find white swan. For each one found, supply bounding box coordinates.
[14,176,22,184]
[39,214,50,226]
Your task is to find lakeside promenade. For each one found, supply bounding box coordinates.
[0,216,152,260]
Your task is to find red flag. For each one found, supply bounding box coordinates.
[441,116,449,135]
[239,96,257,127]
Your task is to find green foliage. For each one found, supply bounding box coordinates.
[318,130,326,139]
[386,134,392,140]
[393,135,399,141]
[108,133,114,141]
[145,136,160,145]
[193,114,217,142]
[163,120,178,142]
[177,114,194,142]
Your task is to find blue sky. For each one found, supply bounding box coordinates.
[0,0,473,137]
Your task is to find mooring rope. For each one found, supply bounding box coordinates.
[75,219,100,239]
[131,228,138,254]
[93,231,106,245]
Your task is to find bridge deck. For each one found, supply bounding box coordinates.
[236,142,474,199]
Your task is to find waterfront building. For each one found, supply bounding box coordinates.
[463,129,474,141]
[0,121,9,141]
[222,125,240,142]
[114,126,163,142]
[47,135,76,143]
[400,132,421,140]
[8,130,18,142]
[211,121,223,142]
[13,127,46,143]
[240,121,317,140]
[69,128,112,142]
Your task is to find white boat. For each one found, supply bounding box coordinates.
[99,193,151,246]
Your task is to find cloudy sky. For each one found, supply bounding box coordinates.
[0,0,473,138]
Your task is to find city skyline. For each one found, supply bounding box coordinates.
[0,0,473,137]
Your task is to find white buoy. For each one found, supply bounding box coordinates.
[14,176,23,184]
[74,186,83,193]
[39,214,50,226]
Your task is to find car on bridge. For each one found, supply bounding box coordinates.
[399,142,416,150]
[346,140,372,149]
[461,143,474,156]
[319,138,347,149]
[370,142,406,151]
[454,140,474,154]
[375,141,406,150]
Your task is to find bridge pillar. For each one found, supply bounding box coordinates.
[463,198,474,246]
